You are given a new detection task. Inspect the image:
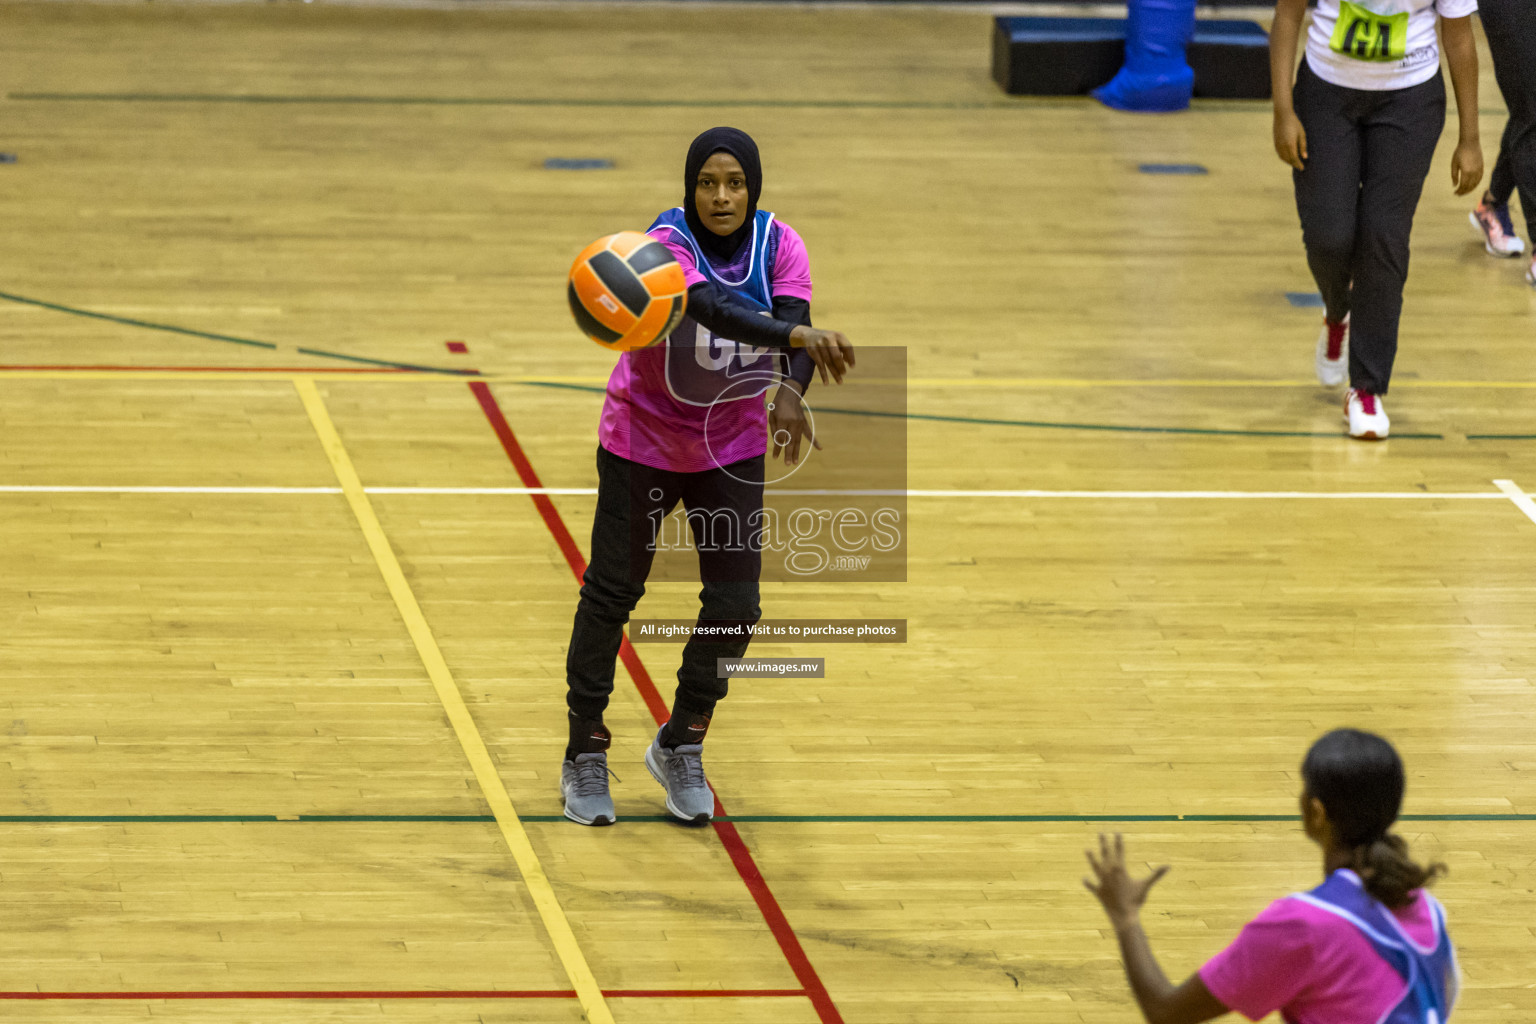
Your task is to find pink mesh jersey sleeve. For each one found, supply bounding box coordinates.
[1199,893,1429,1024]
[771,221,813,302]
[1199,899,1316,1020]
[647,225,706,289]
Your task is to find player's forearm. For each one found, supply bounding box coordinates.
[686,282,797,348]
[1441,17,1480,144]
[772,296,817,392]
[1269,0,1307,115]
[1115,918,1179,1024]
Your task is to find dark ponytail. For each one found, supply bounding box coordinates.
[1350,834,1444,909]
[1302,729,1445,908]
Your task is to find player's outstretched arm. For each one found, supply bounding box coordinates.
[684,280,853,388]
[686,282,798,348]
[1084,833,1230,1024]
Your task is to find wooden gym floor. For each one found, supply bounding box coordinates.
[0,3,1533,1022]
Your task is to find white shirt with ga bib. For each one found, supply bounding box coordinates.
[1305,0,1478,91]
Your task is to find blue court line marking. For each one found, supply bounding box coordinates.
[1139,163,1208,175]
[0,813,1528,823]
[516,380,1445,439]
[0,289,478,376]
[545,158,614,170]
[1285,292,1326,308]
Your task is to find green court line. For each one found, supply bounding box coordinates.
[0,284,1503,441]
[0,289,276,351]
[5,91,1267,113]
[17,91,1515,119]
[293,346,480,375]
[522,381,606,394]
[817,405,1446,439]
[0,815,282,823]
[18,93,1510,116]
[0,288,475,376]
[516,380,1446,440]
[714,813,1536,823]
[1,813,1529,823]
[299,814,496,822]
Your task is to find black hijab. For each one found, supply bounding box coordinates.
[683,126,762,265]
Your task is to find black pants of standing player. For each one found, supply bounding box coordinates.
[1292,61,1445,396]
[566,444,762,724]
[1483,0,1536,240]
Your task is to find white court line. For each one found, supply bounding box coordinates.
[1494,479,1536,525]
[0,485,1516,499]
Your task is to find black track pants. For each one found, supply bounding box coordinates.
[1292,61,1445,396]
[565,445,762,722]
[1482,0,1536,240]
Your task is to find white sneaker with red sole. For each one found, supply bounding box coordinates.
[1345,388,1389,440]
[1315,317,1348,387]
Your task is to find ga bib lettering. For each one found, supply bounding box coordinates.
[1330,1,1410,62]
[664,319,785,407]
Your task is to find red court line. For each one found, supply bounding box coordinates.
[467,381,845,1024]
[0,989,806,1000]
[0,365,428,373]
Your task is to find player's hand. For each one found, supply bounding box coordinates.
[1084,833,1170,931]
[1452,139,1484,196]
[790,326,854,385]
[769,384,820,467]
[1274,110,1307,171]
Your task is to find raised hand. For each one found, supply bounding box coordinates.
[1084,833,1170,930]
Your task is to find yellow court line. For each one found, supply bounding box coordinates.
[293,377,614,1024]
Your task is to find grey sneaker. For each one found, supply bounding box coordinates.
[645,729,714,824]
[562,752,616,826]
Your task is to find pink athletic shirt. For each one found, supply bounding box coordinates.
[597,218,812,473]
[1200,872,1452,1024]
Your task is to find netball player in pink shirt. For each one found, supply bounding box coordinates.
[1086,728,1458,1024]
[561,127,854,826]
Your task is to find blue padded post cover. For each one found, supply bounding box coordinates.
[1091,0,1198,112]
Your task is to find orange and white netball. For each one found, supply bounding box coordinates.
[567,230,688,351]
